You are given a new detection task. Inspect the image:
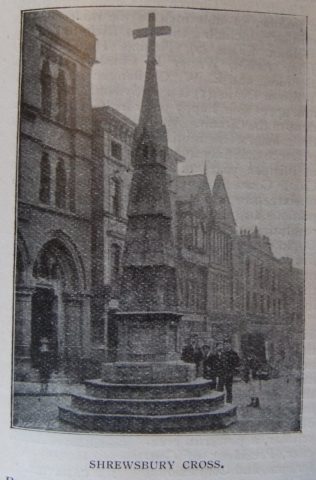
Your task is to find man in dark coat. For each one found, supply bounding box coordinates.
[38,337,54,393]
[201,344,219,389]
[181,336,203,376]
[217,340,240,403]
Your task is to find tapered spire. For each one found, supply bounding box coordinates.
[133,13,171,134]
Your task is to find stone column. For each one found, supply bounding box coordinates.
[80,293,91,356]
[63,292,83,377]
[14,286,34,378]
[15,287,34,358]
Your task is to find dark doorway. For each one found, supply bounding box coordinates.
[241,332,267,364]
[107,310,119,362]
[31,287,58,369]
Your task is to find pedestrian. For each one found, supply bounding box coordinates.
[217,340,240,403]
[242,350,264,408]
[201,344,218,389]
[181,335,203,376]
[38,337,53,394]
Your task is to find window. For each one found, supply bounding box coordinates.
[40,60,52,116]
[260,295,265,313]
[57,69,68,124]
[39,152,51,204]
[259,265,264,288]
[110,178,121,217]
[183,215,192,248]
[55,159,67,209]
[246,291,250,311]
[271,272,275,291]
[111,140,122,161]
[193,218,198,247]
[253,292,257,313]
[197,222,206,250]
[110,244,121,295]
[245,257,250,280]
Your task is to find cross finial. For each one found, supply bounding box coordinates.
[133,13,171,63]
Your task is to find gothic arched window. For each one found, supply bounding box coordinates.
[40,60,52,116]
[39,152,51,204]
[110,178,121,217]
[57,69,68,124]
[55,159,67,209]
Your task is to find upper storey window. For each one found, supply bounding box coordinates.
[110,177,121,217]
[55,159,67,209]
[57,69,68,124]
[183,215,192,249]
[39,152,51,204]
[111,140,122,161]
[245,257,250,279]
[40,60,52,116]
[196,222,206,251]
[40,56,73,126]
[38,152,73,212]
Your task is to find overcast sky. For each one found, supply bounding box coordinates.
[62,7,306,267]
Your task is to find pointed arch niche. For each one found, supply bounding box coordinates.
[28,237,86,376]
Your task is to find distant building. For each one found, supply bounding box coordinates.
[14,10,304,381]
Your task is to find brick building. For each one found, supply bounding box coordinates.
[14,10,304,381]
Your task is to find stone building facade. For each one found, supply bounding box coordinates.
[16,11,96,379]
[15,10,304,381]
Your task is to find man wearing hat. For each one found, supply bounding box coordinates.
[38,337,53,393]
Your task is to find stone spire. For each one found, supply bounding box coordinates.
[133,12,170,137]
[120,13,177,312]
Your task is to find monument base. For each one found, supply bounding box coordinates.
[59,376,237,433]
[59,310,237,432]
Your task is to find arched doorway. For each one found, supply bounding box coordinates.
[32,238,84,377]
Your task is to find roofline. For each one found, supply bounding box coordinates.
[93,105,185,162]
[48,9,97,40]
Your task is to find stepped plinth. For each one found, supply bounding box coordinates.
[59,310,237,432]
[59,382,236,433]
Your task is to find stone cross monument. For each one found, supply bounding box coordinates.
[114,12,184,371]
[59,13,237,432]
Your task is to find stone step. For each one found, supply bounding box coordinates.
[85,378,214,399]
[71,391,225,415]
[101,361,196,384]
[59,404,237,433]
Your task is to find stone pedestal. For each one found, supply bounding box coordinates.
[113,311,181,362]
[59,312,237,433]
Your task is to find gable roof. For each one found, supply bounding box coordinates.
[176,174,211,203]
[212,174,236,232]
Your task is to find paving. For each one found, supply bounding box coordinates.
[12,375,302,434]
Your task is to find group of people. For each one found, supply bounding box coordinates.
[36,333,267,408]
[181,336,266,407]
